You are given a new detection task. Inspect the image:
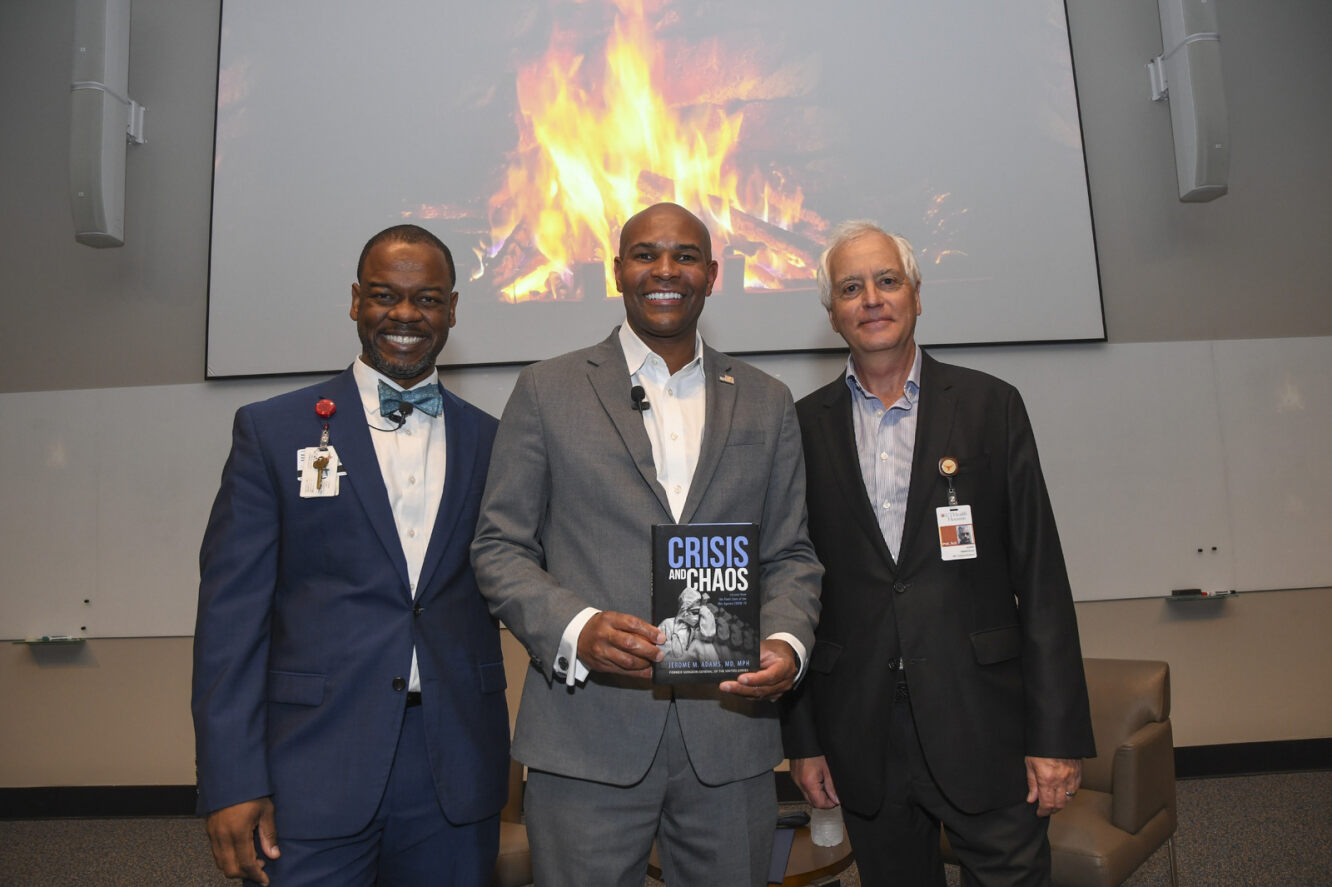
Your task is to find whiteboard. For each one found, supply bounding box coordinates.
[2,337,1329,639]
[944,342,1238,600]
[1212,336,1332,592]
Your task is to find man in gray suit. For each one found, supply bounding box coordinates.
[472,203,822,887]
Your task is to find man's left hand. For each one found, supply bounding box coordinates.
[1025,755,1082,816]
[720,639,796,700]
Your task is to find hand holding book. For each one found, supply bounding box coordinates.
[718,638,797,700]
[576,611,665,678]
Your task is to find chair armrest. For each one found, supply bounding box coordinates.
[1110,718,1175,834]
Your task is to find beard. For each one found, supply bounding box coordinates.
[359,330,443,383]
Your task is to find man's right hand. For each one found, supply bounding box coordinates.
[205,797,279,884]
[790,755,841,809]
[577,611,665,677]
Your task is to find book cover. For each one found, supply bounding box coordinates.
[651,522,760,684]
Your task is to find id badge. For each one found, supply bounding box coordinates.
[936,505,977,560]
[297,446,340,498]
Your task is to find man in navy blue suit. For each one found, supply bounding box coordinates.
[193,225,508,886]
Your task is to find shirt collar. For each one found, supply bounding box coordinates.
[845,345,922,408]
[352,358,440,417]
[617,323,704,377]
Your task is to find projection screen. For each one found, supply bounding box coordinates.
[208,0,1103,375]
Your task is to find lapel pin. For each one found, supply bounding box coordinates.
[719,374,735,385]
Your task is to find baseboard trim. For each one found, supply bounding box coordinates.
[0,785,197,819]
[1174,738,1332,778]
[5,739,1329,818]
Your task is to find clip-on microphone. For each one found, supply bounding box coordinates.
[388,401,415,429]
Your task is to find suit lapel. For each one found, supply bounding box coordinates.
[321,368,411,589]
[417,385,477,596]
[817,375,901,569]
[586,333,674,519]
[679,345,736,524]
[899,352,958,568]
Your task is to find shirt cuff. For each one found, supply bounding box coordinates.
[556,607,599,687]
[767,632,808,683]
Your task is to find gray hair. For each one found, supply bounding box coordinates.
[816,220,921,309]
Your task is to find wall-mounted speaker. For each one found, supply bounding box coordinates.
[70,0,145,247]
[1148,0,1229,202]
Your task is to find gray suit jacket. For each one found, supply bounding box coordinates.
[472,329,822,786]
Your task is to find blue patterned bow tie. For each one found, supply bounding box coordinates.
[378,380,443,418]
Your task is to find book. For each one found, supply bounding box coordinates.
[651,522,760,684]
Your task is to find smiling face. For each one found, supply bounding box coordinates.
[825,231,921,362]
[350,240,458,388]
[613,204,718,363]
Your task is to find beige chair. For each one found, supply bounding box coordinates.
[943,658,1178,887]
[490,757,533,887]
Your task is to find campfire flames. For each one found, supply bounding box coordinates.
[396,1,970,300]
[479,0,828,303]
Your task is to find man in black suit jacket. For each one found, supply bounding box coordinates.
[782,221,1094,886]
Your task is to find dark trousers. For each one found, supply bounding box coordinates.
[842,682,1051,887]
[247,704,500,887]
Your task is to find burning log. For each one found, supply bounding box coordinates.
[543,270,573,301]
[487,222,549,299]
[636,170,675,206]
[743,263,785,291]
[727,208,819,269]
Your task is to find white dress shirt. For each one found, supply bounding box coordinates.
[621,323,709,520]
[352,359,447,693]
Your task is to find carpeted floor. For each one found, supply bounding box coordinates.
[1,772,1328,886]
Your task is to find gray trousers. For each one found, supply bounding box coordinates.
[524,702,777,887]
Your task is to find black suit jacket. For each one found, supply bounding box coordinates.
[782,351,1094,815]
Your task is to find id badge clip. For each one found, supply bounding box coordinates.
[936,456,976,560]
[297,413,341,498]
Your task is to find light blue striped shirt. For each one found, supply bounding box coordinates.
[846,346,922,561]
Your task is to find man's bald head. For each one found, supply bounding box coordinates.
[618,203,714,263]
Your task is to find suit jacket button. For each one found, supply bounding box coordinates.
[412,605,423,618]
[892,581,908,594]
[392,676,406,692]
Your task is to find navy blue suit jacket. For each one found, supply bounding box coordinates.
[192,366,508,839]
